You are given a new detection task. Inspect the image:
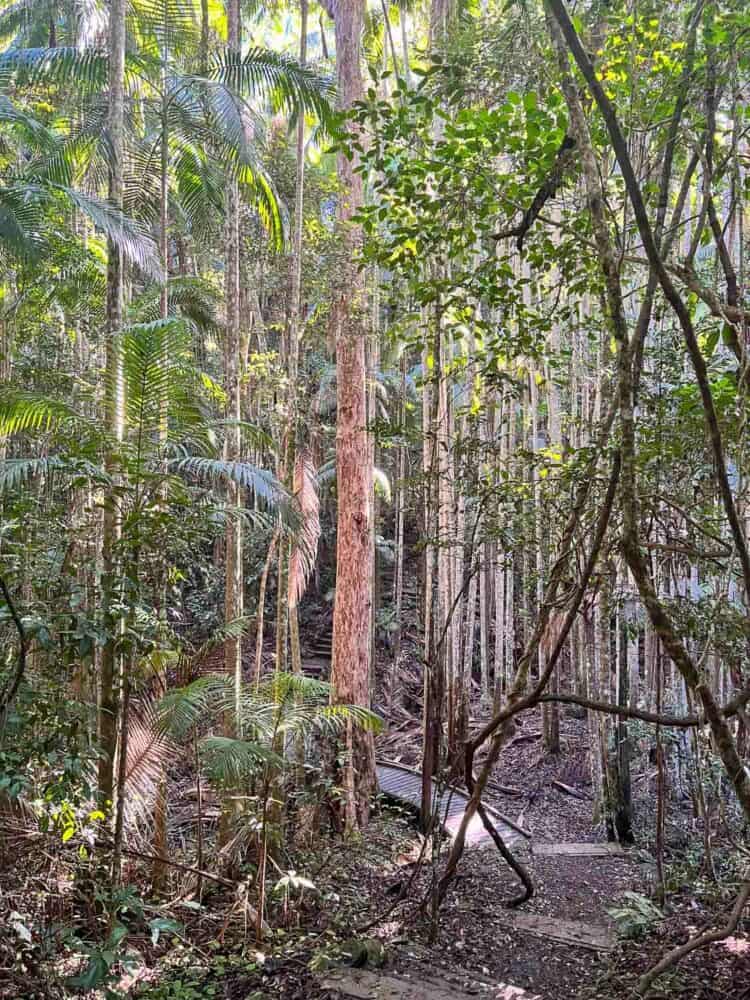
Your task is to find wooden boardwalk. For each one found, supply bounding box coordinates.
[376,760,529,849]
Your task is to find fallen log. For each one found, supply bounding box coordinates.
[551,779,591,801]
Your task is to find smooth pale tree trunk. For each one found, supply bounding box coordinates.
[224,0,243,723]
[391,353,407,701]
[152,59,171,895]
[542,316,561,752]
[99,0,126,831]
[286,0,308,678]
[399,5,412,86]
[421,320,442,828]
[327,0,376,832]
[614,583,634,843]
[255,528,280,686]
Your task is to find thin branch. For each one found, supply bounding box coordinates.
[0,577,28,718]
[494,133,577,250]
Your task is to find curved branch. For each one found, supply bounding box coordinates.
[637,879,750,995]
[546,0,750,611]
[536,686,750,729]
[494,134,577,250]
[474,795,534,907]
[0,577,28,717]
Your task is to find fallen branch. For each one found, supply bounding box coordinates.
[119,844,235,888]
[506,730,542,748]
[489,782,524,797]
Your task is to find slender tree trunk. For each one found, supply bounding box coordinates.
[391,353,407,701]
[98,0,126,819]
[285,0,309,678]
[224,0,243,723]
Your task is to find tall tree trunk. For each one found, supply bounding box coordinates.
[327,0,376,832]
[98,0,126,819]
[224,0,243,724]
[286,0,309,678]
[152,63,171,895]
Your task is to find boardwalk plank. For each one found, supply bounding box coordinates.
[376,761,528,849]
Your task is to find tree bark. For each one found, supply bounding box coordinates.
[327,0,376,831]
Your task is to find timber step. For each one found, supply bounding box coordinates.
[301,657,328,678]
[321,968,542,999]
[376,760,529,849]
[497,911,615,952]
[532,842,626,858]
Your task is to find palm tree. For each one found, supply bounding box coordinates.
[0,0,334,829]
[157,669,382,933]
[0,317,291,871]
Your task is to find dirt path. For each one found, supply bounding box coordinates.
[324,709,652,1000]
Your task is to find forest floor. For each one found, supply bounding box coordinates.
[3,640,749,999]
[126,704,749,1000]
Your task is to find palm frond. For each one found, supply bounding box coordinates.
[157,674,233,738]
[191,616,255,670]
[288,449,320,609]
[128,275,222,335]
[277,702,384,739]
[0,95,57,149]
[58,186,161,277]
[0,456,109,492]
[211,47,334,124]
[123,698,177,832]
[254,672,331,706]
[0,184,46,260]
[373,465,392,502]
[0,390,82,436]
[0,46,108,90]
[171,457,289,509]
[316,459,392,502]
[115,318,208,445]
[200,735,282,787]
